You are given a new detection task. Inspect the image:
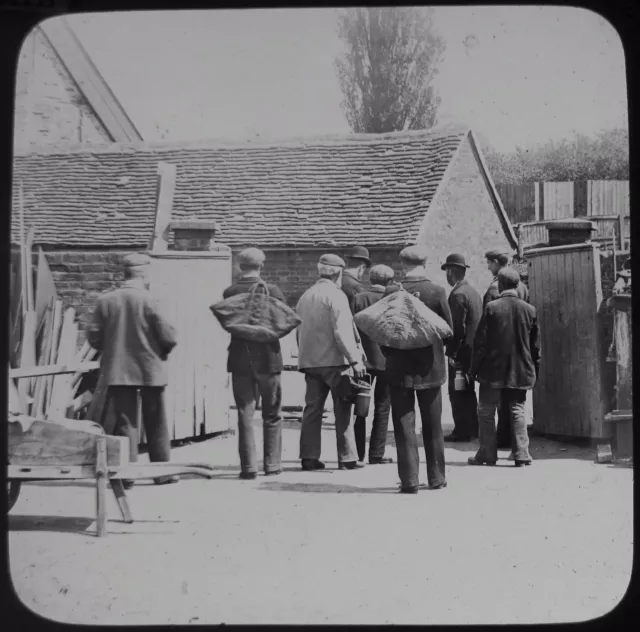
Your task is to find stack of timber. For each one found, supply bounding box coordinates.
[9,202,99,420]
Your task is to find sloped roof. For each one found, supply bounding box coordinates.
[11,128,514,248]
[39,17,142,142]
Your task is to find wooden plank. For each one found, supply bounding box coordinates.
[48,320,79,418]
[11,360,100,380]
[8,420,128,467]
[47,307,76,416]
[18,311,38,409]
[44,301,64,411]
[149,162,177,253]
[96,436,108,537]
[9,377,25,414]
[24,227,36,312]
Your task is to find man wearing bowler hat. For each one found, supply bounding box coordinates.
[483,249,530,452]
[222,248,286,479]
[341,246,372,307]
[88,252,179,487]
[441,253,483,442]
[296,254,367,471]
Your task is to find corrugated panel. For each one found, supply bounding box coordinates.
[528,243,607,438]
[518,222,549,249]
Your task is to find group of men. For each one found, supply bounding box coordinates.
[88,242,540,494]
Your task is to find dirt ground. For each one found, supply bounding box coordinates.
[9,413,633,626]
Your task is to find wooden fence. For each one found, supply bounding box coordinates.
[518,214,631,250]
[496,180,629,224]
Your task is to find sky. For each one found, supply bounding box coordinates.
[56,6,628,153]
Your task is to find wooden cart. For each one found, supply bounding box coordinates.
[8,414,217,537]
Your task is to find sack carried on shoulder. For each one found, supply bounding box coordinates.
[353,288,452,350]
[210,281,302,343]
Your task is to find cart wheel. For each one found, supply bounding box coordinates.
[7,481,21,512]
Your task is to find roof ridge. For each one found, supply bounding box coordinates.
[14,126,470,157]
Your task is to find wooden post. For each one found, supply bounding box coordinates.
[111,479,133,524]
[618,214,624,251]
[149,162,177,253]
[95,436,108,537]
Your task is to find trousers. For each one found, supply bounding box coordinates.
[389,385,446,489]
[496,393,512,447]
[477,385,531,463]
[354,369,391,462]
[231,371,283,474]
[447,364,478,439]
[299,367,358,464]
[105,386,171,463]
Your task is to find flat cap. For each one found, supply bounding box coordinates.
[319,253,345,268]
[369,264,395,283]
[399,245,428,264]
[485,249,510,265]
[237,247,266,267]
[123,253,151,268]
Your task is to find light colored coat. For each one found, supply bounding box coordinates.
[296,278,363,370]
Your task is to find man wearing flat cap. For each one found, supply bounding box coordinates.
[441,253,483,442]
[88,252,179,487]
[296,253,367,471]
[483,249,530,451]
[222,248,287,479]
[341,246,372,308]
[382,245,453,493]
[351,264,396,464]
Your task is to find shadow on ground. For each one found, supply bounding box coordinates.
[258,481,399,494]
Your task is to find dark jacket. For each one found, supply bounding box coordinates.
[222,276,286,375]
[446,279,483,374]
[352,285,387,371]
[341,271,366,309]
[87,280,178,386]
[483,277,529,309]
[381,277,454,389]
[470,290,541,390]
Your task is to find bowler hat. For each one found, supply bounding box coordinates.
[237,247,266,268]
[345,246,371,266]
[123,253,151,268]
[441,253,470,271]
[319,253,346,268]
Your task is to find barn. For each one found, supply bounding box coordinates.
[11,127,518,341]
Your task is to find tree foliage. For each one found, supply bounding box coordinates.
[334,7,445,133]
[484,128,629,184]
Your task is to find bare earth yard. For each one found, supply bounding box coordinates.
[9,412,633,626]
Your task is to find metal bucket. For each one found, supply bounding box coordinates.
[353,374,372,418]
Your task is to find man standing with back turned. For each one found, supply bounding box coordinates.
[341,246,371,307]
[469,267,540,467]
[441,253,483,442]
[483,249,529,451]
[352,264,396,464]
[296,254,367,471]
[222,248,286,480]
[382,246,453,493]
[88,253,178,488]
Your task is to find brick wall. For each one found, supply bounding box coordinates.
[14,28,110,150]
[229,247,406,306]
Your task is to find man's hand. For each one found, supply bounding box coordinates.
[352,362,367,378]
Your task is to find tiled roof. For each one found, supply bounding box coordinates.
[12,129,473,248]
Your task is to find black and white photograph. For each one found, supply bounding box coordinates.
[7,5,632,625]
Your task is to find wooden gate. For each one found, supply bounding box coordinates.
[527,242,607,438]
[149,250,232,440]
